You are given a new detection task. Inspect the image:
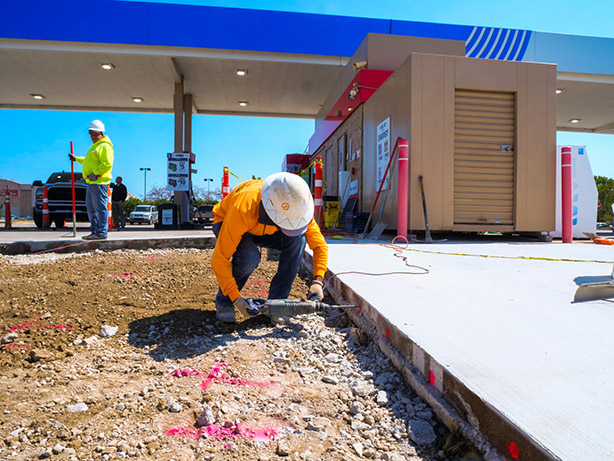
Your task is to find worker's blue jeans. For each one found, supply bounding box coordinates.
[85,184,109,237]
[213,222,306,308]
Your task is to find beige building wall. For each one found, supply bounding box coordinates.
[0,179,35,218]
[363,53,557,233]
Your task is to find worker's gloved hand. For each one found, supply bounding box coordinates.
[307,280,324,301]
[233,297,260,318]
[68,153,76,162]
[87,173,98,181]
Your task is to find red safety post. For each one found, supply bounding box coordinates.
[42,184,50,229]
[561,146,573,243]
[222,166,230,198]
[314,156,323,227]
[107,184,114,230]
[70,141,77,237]
[397,139,409,238]
[4,186,11,229]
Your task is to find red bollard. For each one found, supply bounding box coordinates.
[397,139,409,238]
[42,184,50,229]
[4,186,11,229]
[561,146,573,243]
[107,184,114,230]
[314,156,323,227]
[222,167,230,198]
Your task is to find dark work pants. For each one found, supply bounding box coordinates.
[213,222,306,308]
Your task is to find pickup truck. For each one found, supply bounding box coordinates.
[194,204,214,224]
[33,172,88,229]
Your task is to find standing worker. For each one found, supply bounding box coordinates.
[111,176,128,230]
[211,172,328,323]
[69,120,114,240]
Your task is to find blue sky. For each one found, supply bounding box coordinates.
[1,0,614,198]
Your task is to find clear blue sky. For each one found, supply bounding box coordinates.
[1,0,614,198]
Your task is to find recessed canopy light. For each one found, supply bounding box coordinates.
[556,88,564,94]
[132,97,144,103]
[236,69,248,76]
[570,119,580,123]
[238,101,248,107]
[348,107,352,111]
[100,63,115,70]
[30,94,45,100]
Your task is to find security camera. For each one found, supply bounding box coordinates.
[347,87,359,100]
[352,60,368,71]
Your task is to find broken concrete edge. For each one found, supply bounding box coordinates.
[301,252,556,461]
[0,236,217,255]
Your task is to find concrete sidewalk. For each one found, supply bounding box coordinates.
[317,237,614,460]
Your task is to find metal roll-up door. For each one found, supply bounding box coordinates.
[454,90,516,226]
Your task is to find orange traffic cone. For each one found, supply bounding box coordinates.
[107,184,114,230]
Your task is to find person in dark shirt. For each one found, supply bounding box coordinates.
[111,176,128,229]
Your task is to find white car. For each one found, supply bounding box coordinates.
[129,205,158,225]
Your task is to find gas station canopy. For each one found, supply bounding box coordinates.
[2,0,614,133]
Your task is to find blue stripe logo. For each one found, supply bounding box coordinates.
[465,27,531,61]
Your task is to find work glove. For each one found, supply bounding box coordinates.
[307,279,324,301]
[68,153,76,162]
[233,296,260,319]
[87,173,98,181]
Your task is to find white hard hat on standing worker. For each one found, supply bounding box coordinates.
[261,172,314,237]
[88,120,105,133]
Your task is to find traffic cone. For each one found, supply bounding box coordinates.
[107,184,114,230]
[4,186,11,229]
[42,185,50,229]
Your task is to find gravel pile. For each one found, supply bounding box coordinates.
[0,249,479,460]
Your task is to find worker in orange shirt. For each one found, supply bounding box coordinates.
[211,172,328,323]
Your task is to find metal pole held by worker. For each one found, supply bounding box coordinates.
[42,184,50,229]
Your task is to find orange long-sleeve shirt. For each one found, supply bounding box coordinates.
[211,179,328,301]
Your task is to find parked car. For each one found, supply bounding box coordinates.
[194,204,214,224]
[129,205,158,224]
[33,172,88,229]
[597,222,612,230]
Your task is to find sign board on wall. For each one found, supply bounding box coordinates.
[553,145,598,238]
[376,117,391,190]
[167,152,189,191]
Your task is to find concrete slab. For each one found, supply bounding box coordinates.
[318,238,614,460]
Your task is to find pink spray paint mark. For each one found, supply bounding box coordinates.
[109,271,140,279]
[116,261,127,265]
[171,367,203,378]
[3,344,31,351]
[5,318,73,333]
[200,363,274,390]
[166,422,282,442]
[245,281,268,286]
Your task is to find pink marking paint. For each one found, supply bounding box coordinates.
[245,281,268,286]
[3,344,31,350]
[171,368,202,378]
[166,422,282,442]
[5,318,73,333]
[116,261,127,265]
[200,363,274,390]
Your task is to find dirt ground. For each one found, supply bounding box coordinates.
[0,248,479,460]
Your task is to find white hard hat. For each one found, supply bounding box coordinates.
[261,172,314,237]
[89,120,105,133]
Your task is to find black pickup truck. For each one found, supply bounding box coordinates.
[33,172,89,229]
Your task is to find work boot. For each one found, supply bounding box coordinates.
[215,303,236,323]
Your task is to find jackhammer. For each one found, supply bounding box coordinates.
[243,298,360,320]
